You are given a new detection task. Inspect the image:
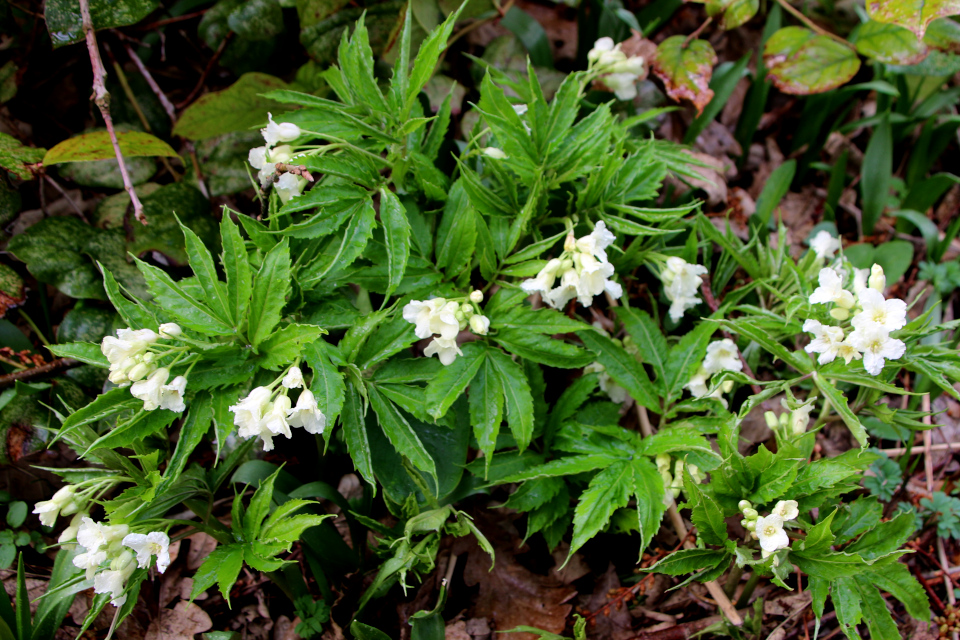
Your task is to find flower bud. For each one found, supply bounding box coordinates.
[738,499,752,511]
[721,380,734,393]
[745,520,757,531]
[159,323,182,338]
[454,310,465,322]
[743,508,758,519]
[127,362,151,381]
[560,258,574,271]
[469,314,490,336]
[470,290,484,303]
[462,305,475,318]
[869,264,886,292]
[830,307,850,321]
[764,411,780,430]
[564,233,577,252]
[482,147,507,160]
[142,352,155,364]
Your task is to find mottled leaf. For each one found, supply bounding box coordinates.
[867,0,960,39]
[43,131,177,165]
[653,36,718,115]
[764,27,861,95]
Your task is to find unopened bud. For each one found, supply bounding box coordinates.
[746,520,757,531]
[127,363,150,381]
[764,411,780,430]
[455,310,465,322]
[469,314,490,336]
[869,264,885,292]
[462,305,475,318]
[142,352,155,364]
[563,233,577,252]
[738,500,752,511]
[482,147,507,160]
[158,323,182,338]
[470,290,484,303]
[830,307,850,321]
[743,508,758,519]
[560,258,574,271]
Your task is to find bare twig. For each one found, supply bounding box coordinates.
[682,17,713,48]
[773,0,852,46]
[176,33,233,109]
[79,0,146,224]
[0,359,80,389]
[42,174,87,221]
[880,441,960,457]
[123,43,177,120]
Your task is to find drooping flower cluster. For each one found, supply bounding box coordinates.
[101,324,188,412]
[522,223,622,309]
[659,257,708,322]
[402,290,490,366]
[740,499,798,562]
[587,37,647,101]
[247,114,306,203]
[32,485,80,528]
[804,264,906,375]
[70,517,171,606]
[685,338,742,407]
[656,454,703,506]
[230,366,326,451]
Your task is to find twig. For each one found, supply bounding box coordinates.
[176,32,233,109]
[124,43,177,120]
[42,174,87,221]
[683,17,712,48]
[79,0,147,225]
[880,441,960,457]
[923,394,934,493]
[938,535,958,640]
[0,359,80,389]
[636,404,654,438]
[666,501,743,626]
[773,0,852,46]
[138,10,209,31]
[627,607,753,639]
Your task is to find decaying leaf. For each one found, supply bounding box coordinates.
[763,27,861,95]
[653,36,718,115]
[144,601,213,640]
[705,0,760,30]
[853,20,929,65]
[867,0,960,39]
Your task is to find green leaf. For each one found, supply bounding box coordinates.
[867,0,960,39]
[754,159,796,230]
[342,380,374,487]
[500,454,616,483]
[814,373,868,447]
[662,320,715,401]
[706,0,759,30]
[14,555,30,640]
[832,577,862,640]
[492,304,587,335]
[179,218,231,325]
[469,357,504,465]
[791,551,868,580]
[854,575,901,640]
[44,0,158,48]
[424,343,485,420]
[846,511,915,560]
[866,562,930,621]
[487,349,535,452]
[5,502,25,529]
[220,214,252,328]
[84,408,177,453]
[434,182,476,276]
[228,0,284,41]
[7,217,103,300]
[56,387,140,441]
[578,330,660,412]
[569,460,634,558]
[378,189,410,299]
[249,239,291,348]
[801,509,837,553]
[0,133,44,180]
[616,307,667,388]
[258,324,324,370]
[173,73,290,140]
[368,386,436,480]
[652,36,718,114]
[860,113,892,236]
[403,2,466,120]
[648,548,729,576]
[630,458,668,555]
[682,469,728,547]
[853,20,929,64]
[135,259,232,334]
[47,342,109,367]
[162,392,213,488]
[191,544,245,605]
[500,7,553,68]
[763,27,861,95]
[43,131,176,165]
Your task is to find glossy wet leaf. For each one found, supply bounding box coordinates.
[0,133,44,180]
[44,0,159,48]
[652,36,718,115]
[852,20,929,64]
[43,131,178,165]
[867,0,960,39]
[6,217,104,299]
[173,73,289,140]
[764,27,860,94]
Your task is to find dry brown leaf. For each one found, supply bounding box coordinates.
[764,591,811,617]
[445,620,472,640]
[144,601,212,640]
[585,564,633,640]
[550,544,590,585]
[186,532,218,570]
[274,615,301,640]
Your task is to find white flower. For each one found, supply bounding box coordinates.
[847,324,906,376]
[257,162,277,187]
[261,113,301,147]
[287,389,326,435]
[159,376,187,413]
[783,397,816,436]
[131,368,170,411]
[231,387,273,439]
[575,254,621,307]
[158,323,181,339]
[809,230,840,259]
[276,172,306,204]
[809,268,855,308]
[684,366,710,398]
[74,549,108,580]
[402,298,459,340]
[661,258,707,321]
[755,514,789,553]
[544,268,580,309]
[101,328,158,365]
[76,516,107,552]
[282,366,304,389]
[469,290,484,303]
[604,72,639,100]
[575,221,617,262]
[586,363,629,404]
[32,485,77,527]
[702,339,742,375]
[772,500,799,521]
[853,268,869,295]
[802,319,847,365]
[248,146,268,170]
[122,531,171,573]
[59,513,84,544]
[522,259,562,297]
[869,264,886,292]
[424,336,462,366]
[94,553,136,607]
[482,147,507,159]
[587,37,616,63]
[469,314,490,335]
[512,104,528,116]
[852,288,907,333]
[263,395,293,439]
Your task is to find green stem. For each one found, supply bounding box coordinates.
[724,563,744,598]
[735,570,763,608]
[18,309,50,347]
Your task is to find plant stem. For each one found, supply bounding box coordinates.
[683,17,713,48]
[735,570,762,608]
[18,309,50,347]
[773,0,852,46]
[724,563,743,597]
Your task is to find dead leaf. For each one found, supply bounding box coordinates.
[320,618,346,640]
[186,532,218,570]
[144,601,212,640]
[653,36,718,115]
[585,564,633,640]
[550,544,590,585]
[465,618,492,639]
[669,151,728,205]
[764,591,811,617]
[274,615,301,640]
[445,620,472,640]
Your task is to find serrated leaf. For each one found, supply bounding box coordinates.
[342,379,374,486]
[258,324,324,370]
[764,27,861,95]
[249,239,291,347]
[648,548,729,575]
[190,545,244,604]
[653,36,718,115]
[47,342,109,367]
[424,343,485,420]
[379,188,410,299]
[469,357,504,465]
[304,342,345,431]
[43,131,177,165]
[135,259,232,335]
[487,348,535,452]
[569,460,634,558]
[578,330,660,412]
[220,214,252,329]
[368,386,436,480]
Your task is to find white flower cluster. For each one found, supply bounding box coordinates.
[809,230,841,260]
[660,257,708,322]
[804,264,906,375]
[522,222,622,309]
[101,324,188,412]
[403,290,489,366]
[248,113,306,203]
[587,37,646,101]
[685,339,742,407]
[70,517,171,606]
[656,454,703,506]
[740,499,798,562]
[583,362,629,404]
[32,485,80,528]
[230,366,326,451]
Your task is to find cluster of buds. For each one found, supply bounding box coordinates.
[230,365,326,451]
[587,37,647,101]
[522,222,622,309]
[656,454,703,505]
[764,396,817,438]
[101,324,188,412]
[740,499,798,563]
[934,604,960,637]
[247,114,306,203]
[805,264,906,376]
[70,517,171,606]
[403,290,490,366]
[32,485,81,528]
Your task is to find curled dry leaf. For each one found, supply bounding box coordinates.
[763,27,861,95]
[652,36,718,115]
[852,20,929,65]
[867,0,960,39]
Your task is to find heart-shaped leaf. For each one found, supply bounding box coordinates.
[853,20,929,64]
[43,131,177,165]
[172,72,289,140]
[764,27,860,95]
[867,0,960,39]
[653,36,718,115]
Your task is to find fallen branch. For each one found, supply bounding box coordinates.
[0,359,80,389]
[79,0,147,225]
[627,606,753,639]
